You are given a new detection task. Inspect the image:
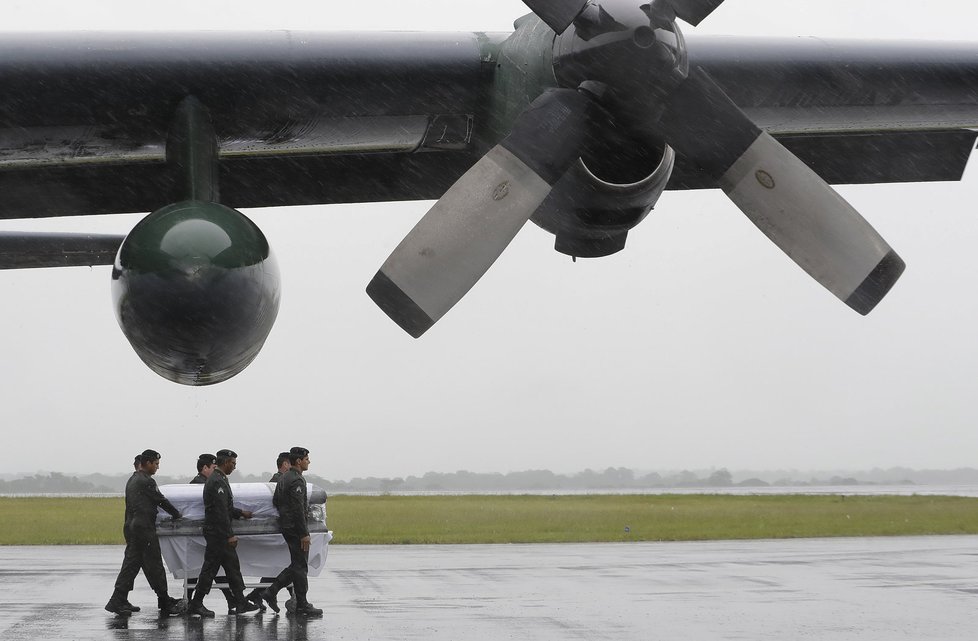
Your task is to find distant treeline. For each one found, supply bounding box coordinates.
[0,472,116,494]
[4,466,978,494]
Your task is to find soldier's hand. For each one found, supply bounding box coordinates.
[228,536,238,549]
[241,510,253,519]
[301,535,311,553]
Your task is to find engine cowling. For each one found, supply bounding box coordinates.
[111,200,280,386]
[485,12,675,259]
[530,132,675,257]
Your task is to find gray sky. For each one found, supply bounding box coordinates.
[1,1,977,480]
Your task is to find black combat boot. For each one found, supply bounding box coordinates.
[245,588,267,612]
[235,597,261,615]
[158,595,186,616]
[294,601,324,617]
[259,587,280,613]
[186,600,215,618]
[104,594,133,616]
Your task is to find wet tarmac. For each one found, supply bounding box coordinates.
[2,536,978,640]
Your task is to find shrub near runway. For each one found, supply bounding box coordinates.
[3,494,978,545]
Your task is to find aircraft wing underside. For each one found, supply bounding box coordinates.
[2,19,977,383]
[0,31,976,220]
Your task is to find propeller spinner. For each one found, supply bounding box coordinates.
[369,0,904,337]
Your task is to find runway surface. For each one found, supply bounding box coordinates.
[2,536,977,640]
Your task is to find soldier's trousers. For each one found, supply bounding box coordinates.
[271,530,309,602]
[193,535,246,604]
[113,525,168,596]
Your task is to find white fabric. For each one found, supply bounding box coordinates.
[155,482,331,579]
[159,531,332,579]
[158,482,322,522]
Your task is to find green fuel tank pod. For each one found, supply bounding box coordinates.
[112,200,280,385]
[111,97,281,385]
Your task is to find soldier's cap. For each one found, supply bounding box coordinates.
[216,449,238,458]
[140,449,161,461]
[278,451,291,460]
[289,447,309,458]
[133,454,142,465]
[197,453,216,463]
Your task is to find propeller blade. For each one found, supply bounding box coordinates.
[368,88,594,337]
[658,0,726,26]
[0,232,125,269]
[522,0,591,34]
[720,132,905,314]
[657,67,904,314]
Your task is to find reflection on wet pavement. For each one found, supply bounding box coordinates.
[104,612,313,640]
[3,537,978,640]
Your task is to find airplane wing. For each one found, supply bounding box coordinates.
[2,18,976,384]
[674,36,978,188]
[0,31,974,222]
[0,32,487,222]
[363,6,978,337]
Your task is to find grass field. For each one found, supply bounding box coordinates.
[2,494,978,545]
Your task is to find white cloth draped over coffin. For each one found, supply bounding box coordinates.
[158,531,332,579]
[155,482,332,579]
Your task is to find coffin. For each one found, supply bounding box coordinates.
[155,482,332,579]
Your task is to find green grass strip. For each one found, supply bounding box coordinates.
[3,494,978,546]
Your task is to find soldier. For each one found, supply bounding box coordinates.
[269,451,291,482]
[105,449,185,616]
[189,453,217,484]
[117,454,144,613]
[246,451,294,609]
[186,449,260,617]
[257,446,323,617]
[186,452,236,612]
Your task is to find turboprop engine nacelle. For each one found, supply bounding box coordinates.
[530,134,675,257]
[489,10,676,258]
[112,200,280,386]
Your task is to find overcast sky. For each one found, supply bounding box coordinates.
[1,1,977,480]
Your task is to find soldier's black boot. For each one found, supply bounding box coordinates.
[235,597,261,615]
[246,588,266,612]
[186,600,215,618]
[104,590,133,616]
[158,595,186,617]
[294,601,323,617]
[259,587,280,613]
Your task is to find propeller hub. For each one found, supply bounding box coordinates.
[553,0,688,118]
